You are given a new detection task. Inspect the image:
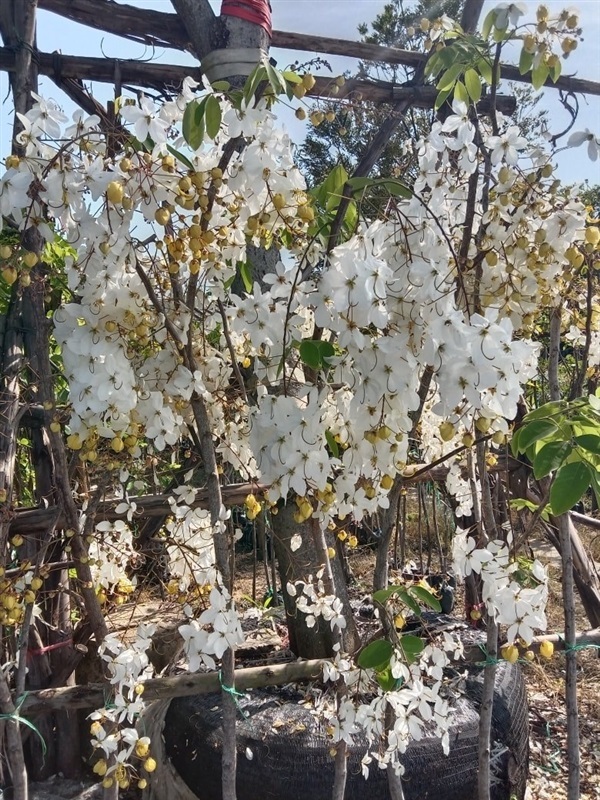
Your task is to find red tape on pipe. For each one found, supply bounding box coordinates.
[221,0,272,37]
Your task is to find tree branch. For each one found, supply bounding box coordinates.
[169,0,216,62]
[0,47,517,112]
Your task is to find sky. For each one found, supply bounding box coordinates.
[1,0,599,184]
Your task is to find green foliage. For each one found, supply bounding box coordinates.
[425,33,492,109]
[309,163,357,242]
[357,582,442,691]
[298,339,335,371]
[512,394,600,515]
[182,64,301,150]
[357,638,393,669]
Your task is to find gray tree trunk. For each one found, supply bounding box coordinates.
[272,503,360,658]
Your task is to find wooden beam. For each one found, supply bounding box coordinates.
[0,47,202,91]
[37,0,600,98]
[0,46,516,112]
[38,0,188,50]
[274,30,600,97]
[313,76,516,114]
[17,627,600,715]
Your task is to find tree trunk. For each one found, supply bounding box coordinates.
[272,503,360,658]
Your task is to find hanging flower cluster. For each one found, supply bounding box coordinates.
[89,624,157,791]
[452,529,548,645]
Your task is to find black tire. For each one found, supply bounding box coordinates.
[164,651,528,800]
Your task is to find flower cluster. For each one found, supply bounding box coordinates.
[89,624,157,790]
[287,570,347,632]
[179,585,245,671]
[453,529,548,644]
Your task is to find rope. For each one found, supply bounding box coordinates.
[0,693,47,757]
[476,644,501,667]
[221,0,272,37]
[218,670,249,718]
[557,635,600,654]
[27,638,73,658]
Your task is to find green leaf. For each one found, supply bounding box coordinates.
[398,634,425,665]
[519,49,535,75]
[590,469,600,510]
[372,586,420,616]
[343,200,358,231]
[396,590,422,617]
[550,460,592,516]
[211,80,231,92]
[531,61,549,90]
[408,585,442,612]
[372,587,397,605]
[477,58,494,85]
[182,98,207,150]
[550,58,562,82]
[265,60,288,96]
[357,639,393,670]
[514,419,558,453]
[464,68,482,103]
[243,64,268,105]
[347,176,375,193]
[524,400,568,422]
[532,441,573,479]
[509,498,540,513]
[589,393,600,411]
[437,46,456,69]
[325,430,339,458]
[282,70,302,84]
[166,145,194,171]
[453,80,469,105]
[375,666,398,692]
[481,9,497,39]
[436,64,463,92]
[239,261,252,293]
[575,435,600,456]
[435,86,453,111]
[299,339,335,370]
[346,177,411,199]
[313,163,349,206]
[204,94,222,139]
[381,180,412,198]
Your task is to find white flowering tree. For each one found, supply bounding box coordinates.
[0,2,600,800]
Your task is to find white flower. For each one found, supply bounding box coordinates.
[121,97,169,144]
[486,126,527,165]
[567,129,600,161]
[494,3,526,30]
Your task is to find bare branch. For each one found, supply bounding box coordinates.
[39,0,188,50]
[0,46,202,92]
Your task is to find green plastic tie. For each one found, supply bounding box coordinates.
[0,692,47,757]
[218,670,248,718]
[476,644,501,667]
[558,635,600,654]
